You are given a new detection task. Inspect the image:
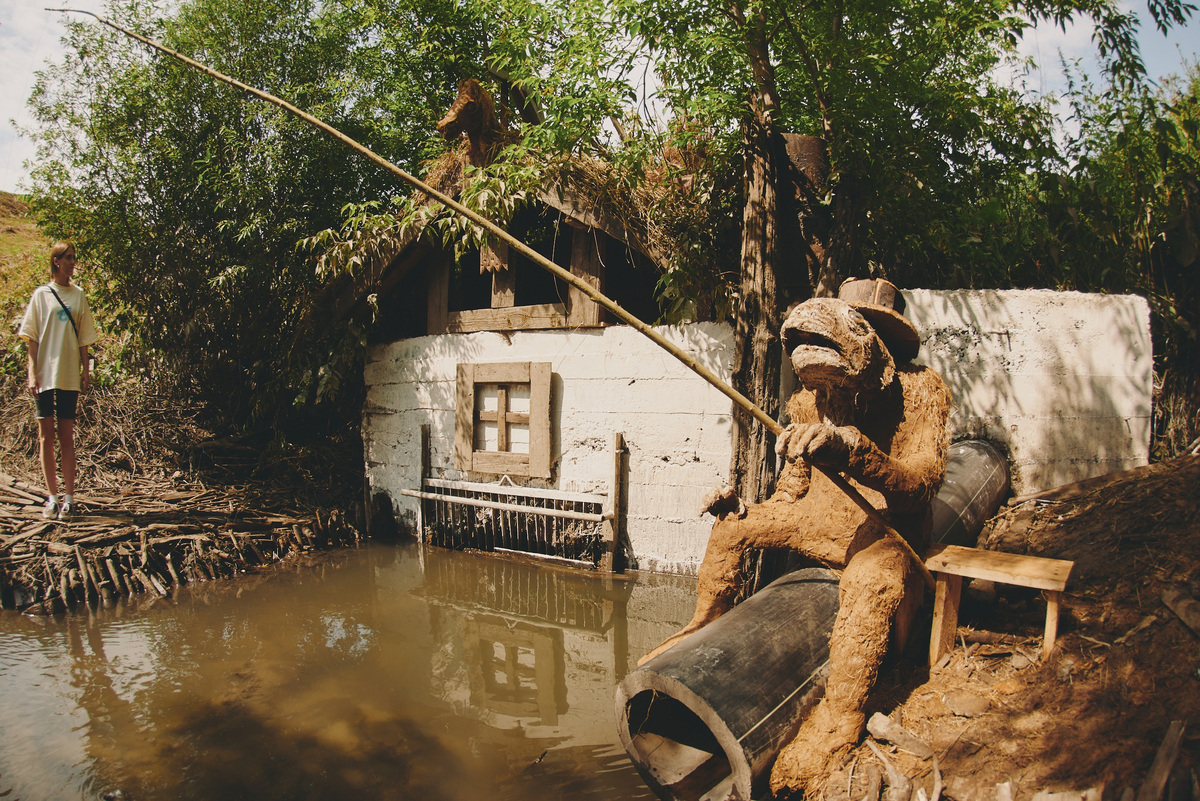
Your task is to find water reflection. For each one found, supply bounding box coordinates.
[0,543,695,800]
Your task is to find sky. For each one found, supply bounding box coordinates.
[0,0,1197,195]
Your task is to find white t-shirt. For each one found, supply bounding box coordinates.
[18,282,99,392]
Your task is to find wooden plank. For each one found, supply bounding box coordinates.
[1137,721,1186,801]
[0,476,43,503]
[529,361,552,479]
[473,362,531,383]
[929,572,962,665]
[399,489,603,522]
[601,432,625,573]
[484,239,515,307]
[491,266,515,308]
[1162,586,1200,638]
[417,423,430,541]
[470,450,529,475]
[455,363,476,472]
[568,229,604,327]
[424,477,602,505]
[481,238,506,273]
[925,544,1073,591]
[447,303,567,332]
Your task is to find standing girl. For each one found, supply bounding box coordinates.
[19,241,99,519]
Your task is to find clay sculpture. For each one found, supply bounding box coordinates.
[436,78,506,168]
[641,277,952,796]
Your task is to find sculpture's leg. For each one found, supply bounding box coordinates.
[637,513,752,665]
[769,536,911,797]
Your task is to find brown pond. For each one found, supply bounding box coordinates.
[0,543,697,800]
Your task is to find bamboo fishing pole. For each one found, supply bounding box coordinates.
[48,7,935,589]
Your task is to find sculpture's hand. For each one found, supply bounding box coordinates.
[776,422,862,473]
[697,486,747,519]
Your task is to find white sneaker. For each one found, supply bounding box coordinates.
[42,498,59,519]
[59,500,74,520]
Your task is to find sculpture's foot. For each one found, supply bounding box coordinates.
[636,623,702,666]
[769,702,864,797]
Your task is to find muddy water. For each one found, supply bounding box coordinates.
[0,543,698,800]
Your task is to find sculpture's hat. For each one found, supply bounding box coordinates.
[838,277,920,361]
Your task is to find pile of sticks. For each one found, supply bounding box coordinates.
[0,470,360,613]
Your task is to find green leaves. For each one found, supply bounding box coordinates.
[24,0,489,428]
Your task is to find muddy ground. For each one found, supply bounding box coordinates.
[824,455,1200,801]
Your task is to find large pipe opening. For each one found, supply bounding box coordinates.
[616,569,840,800]
[625,690,735,799]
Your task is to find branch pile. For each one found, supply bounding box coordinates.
[0,469,361,613]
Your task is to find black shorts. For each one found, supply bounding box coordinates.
[35,389,79,420]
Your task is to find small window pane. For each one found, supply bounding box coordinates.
[509,424,530,454]
[478,385,500,413]
[509,384,531,414]
[476,421,499,451]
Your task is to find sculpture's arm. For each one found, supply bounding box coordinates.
[777,370,952,513]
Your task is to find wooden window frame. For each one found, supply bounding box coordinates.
[428,218,605,334]
[455,362,552,478]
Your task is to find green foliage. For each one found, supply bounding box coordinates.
[614,0,1197,294]
[1039,63,1200,454]
[24,0,489,429]
[21,0,1198,455]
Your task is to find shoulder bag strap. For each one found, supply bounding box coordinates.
[46,285,79,339]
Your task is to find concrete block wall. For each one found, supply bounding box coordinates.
[363,323,735,575]
[906,289,1152,495]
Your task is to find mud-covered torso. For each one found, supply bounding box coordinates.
[767,363,951,568]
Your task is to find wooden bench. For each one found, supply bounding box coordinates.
[925,544,1074,664]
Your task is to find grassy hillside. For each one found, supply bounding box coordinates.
[0,192,49,378]
[0,192,43,259]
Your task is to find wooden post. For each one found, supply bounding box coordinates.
[929,573,962,665]
[1043,590,1061,660]
[426,254,449,335]
[601,432,626,573]
[418,424,430,542]
[485,240,515,307]
[1137,721,1185,801]
[568,228,603,327]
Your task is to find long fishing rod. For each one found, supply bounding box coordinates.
[47,7,934,588]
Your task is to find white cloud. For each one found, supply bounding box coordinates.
[0,0,107,193]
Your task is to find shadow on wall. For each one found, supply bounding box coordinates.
[907,289,1152,494]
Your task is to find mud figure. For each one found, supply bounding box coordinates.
[436,78,506,168]
[642,278,952,797]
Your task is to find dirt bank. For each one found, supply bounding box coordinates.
[822,456,1200,801]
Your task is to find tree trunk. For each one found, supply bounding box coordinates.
[819,173,867,297]
[780,133,831,300]
[729,117,782,503]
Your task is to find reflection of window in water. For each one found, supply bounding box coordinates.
[468,618,565,726]
[423,555,634,730]
[483,642,537,706]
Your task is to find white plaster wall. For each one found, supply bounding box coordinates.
[905,289,1152,494]
[363,323,735,575]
